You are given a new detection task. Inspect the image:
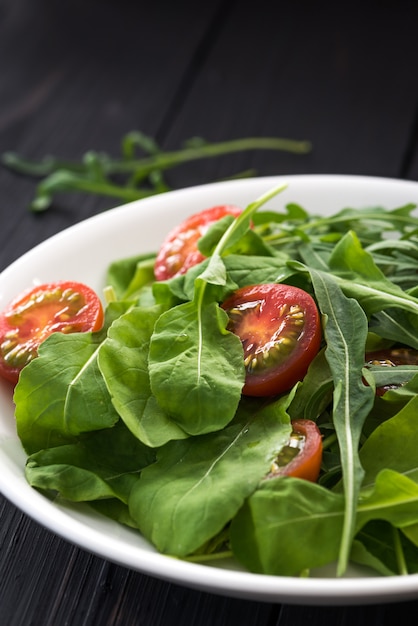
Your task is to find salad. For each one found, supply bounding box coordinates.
[3,183,418,578]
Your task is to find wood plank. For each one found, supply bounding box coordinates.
[0,0,226,266]
[163,0,418,185]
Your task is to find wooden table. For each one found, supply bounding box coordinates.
[1,0,418,623]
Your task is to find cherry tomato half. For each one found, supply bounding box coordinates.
[222,283,322,397]
[365,347,418,396]
[267,419,323,482]
[154,204,242,281]
[0,281,104,384]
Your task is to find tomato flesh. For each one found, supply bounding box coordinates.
[222,283,321,397]
[0,281,104,384]
[266,419,323,482]
[154,204,242,281]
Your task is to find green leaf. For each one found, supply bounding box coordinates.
[106,253,156,300]
[354,520,418,575]
[148,300,244,435]
[99,305,187,447]
[357,469,418,531]
[230,477,345,576]
[224,253,291,287]
[25,420,155,503]
[288,349,333,421]
[150,184,288,436]
[2,136,309,212]
[365,364,418,389]
[197,215,237,257]
[14,321,121,455]
[309,269,375,575]
[327,231,418,318]
[359,393,418,487]
[230,469,418,577]
[129,396,293,556]
[369,308,418,348]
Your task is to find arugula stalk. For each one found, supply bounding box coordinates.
[1,133,308,212]
[196,183,289,288]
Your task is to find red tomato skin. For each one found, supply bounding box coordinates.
[222,283,322,397]
[154,204,242,281]
[0,281,104,384]
[268,419,323,482]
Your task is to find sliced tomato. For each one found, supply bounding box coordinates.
[154,204,242,281]
[0,281,104,384]
[222,283,321,397]
[365,347,418,396]
[266,419,323,482]
[365,347,418,367]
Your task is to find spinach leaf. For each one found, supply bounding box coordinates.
[353,521,418,576]
[359,394,418,487]
[149,299,244,435]
[14,303,129,454]
[25,420,154,503]
[230,478,346,576]
[99,305,189,446]
[129,395,293,557]
[106,253,156,300]
[357,469,418,532]
[230,469,418,576]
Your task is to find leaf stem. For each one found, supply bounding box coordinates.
[393,526,409,575]
[108,137,312,177]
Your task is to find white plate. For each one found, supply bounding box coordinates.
[1,174,418,606]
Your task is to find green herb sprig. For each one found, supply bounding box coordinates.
[1,132,311,212]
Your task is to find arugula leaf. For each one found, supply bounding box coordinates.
[357,470,418,533]
[327,231,418,318]
[152,251,291,306]
[308,269,375,575]
[368,308,418,348]
[288,349,333,421]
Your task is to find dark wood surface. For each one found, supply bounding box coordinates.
[1,0,418,623]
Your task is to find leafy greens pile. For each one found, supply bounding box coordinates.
[13,184,418,578]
